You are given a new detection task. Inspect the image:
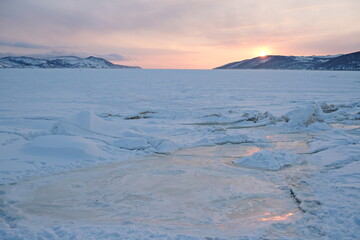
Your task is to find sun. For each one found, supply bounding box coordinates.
[259,51,268,57]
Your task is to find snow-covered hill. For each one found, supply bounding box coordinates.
[312,51,360,70]
[0,56,141,69]
[215,51,360,70]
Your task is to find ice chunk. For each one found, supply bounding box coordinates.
[24,135,101,159]
[282,105,323,127]
[63,111,107,131]
[233,150,301,170]
[154,140,179,154]
[321,103,338,113]
[52,111,119,137]
[214,134,251,145]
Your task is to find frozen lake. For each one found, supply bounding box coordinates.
[4,133,308,238]
[0,69,359,239]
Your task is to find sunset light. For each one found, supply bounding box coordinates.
[0,1,359,69]
[0,1,359,239]
[259,212,295,222]
[259,51,268,57]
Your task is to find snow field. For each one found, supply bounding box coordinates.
[0,69,359,239]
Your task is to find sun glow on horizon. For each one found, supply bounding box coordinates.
[259,51,268,57]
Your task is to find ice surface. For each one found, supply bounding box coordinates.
[113,137,151,150]
[282,105,323,127]
[25,135,102,158]
[3,148,301,238]
[233,150,301,170]
[0,69,359,239]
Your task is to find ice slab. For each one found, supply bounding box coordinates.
[233,150,302,171]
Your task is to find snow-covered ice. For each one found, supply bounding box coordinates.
[233,150,302,171]
[0,69,359,239]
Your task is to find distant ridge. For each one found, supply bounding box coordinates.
[0,56,141,69]
[214,51,360,71]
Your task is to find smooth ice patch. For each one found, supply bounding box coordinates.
[5,144,301,238]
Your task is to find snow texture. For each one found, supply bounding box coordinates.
[0,69,359,239]
[233,150,301,170]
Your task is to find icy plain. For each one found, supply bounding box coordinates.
[0,69,359,239]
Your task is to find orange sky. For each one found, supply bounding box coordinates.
[1,0,359,69]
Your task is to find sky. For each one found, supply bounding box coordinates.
[0,0,359,69]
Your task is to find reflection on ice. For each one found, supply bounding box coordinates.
[264,132,310,154]
[259,212,295,222]
[329,123,360,130]
[6,130,310,237]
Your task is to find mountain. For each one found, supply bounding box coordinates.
[312,51,360,70]
[214,51,360,71]
[0,56,141,69]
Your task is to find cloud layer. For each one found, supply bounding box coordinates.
[1,0,359,68]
